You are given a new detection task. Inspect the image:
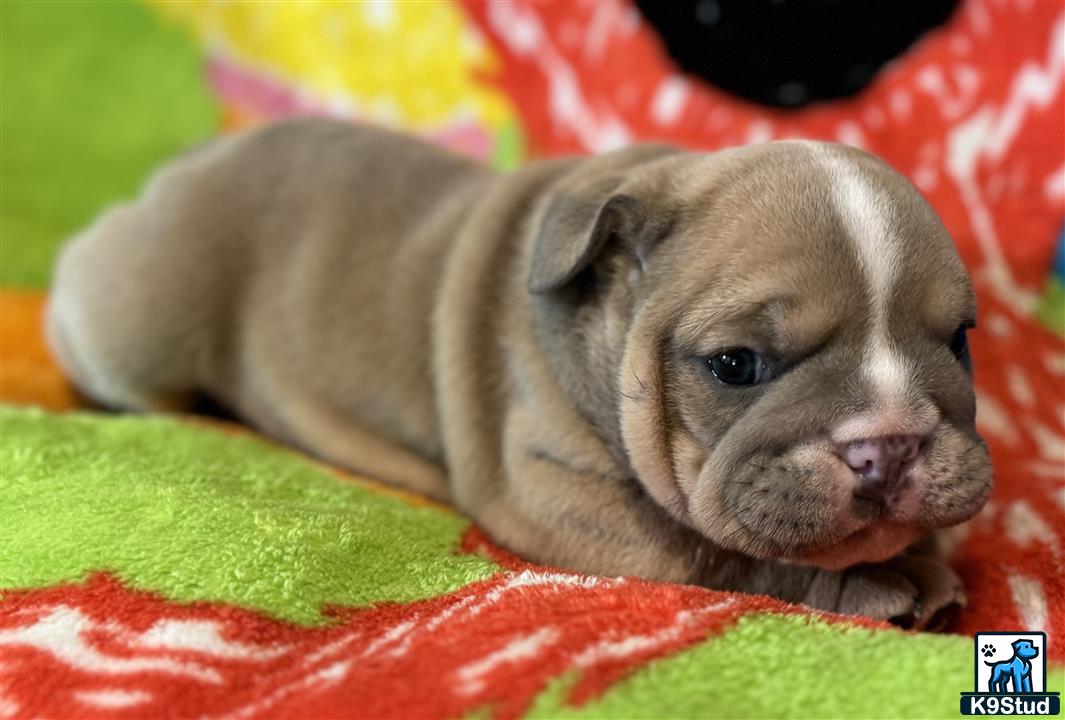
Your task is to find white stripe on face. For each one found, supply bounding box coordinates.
[803,142,913,410]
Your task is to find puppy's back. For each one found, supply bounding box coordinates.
[48,118,492,450]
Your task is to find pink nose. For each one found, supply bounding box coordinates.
[838,434,924,504]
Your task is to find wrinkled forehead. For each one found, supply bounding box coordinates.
[669,142,974,329]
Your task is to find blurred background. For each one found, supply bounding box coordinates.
[2,1,1061,313]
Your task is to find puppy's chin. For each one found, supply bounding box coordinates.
[791,523,924,570]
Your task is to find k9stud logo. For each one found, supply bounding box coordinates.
[961,632,1060,716]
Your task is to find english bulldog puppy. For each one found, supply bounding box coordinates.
[47,118,992,628]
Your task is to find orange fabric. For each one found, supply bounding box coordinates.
[0,291,80,412]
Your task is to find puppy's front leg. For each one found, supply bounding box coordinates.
[834,553,965,630]
[707,548,965,630]
[461,408,708,584]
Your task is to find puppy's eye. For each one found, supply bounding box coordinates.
[707,348,773,386]
[950,324,972,371]
[949,325,967,356]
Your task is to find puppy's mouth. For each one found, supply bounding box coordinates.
[699,444,942,568]
[744,443,986,569]
[651,415,991,569]
[785,452,927,568]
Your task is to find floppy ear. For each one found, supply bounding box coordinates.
[528,185,672,295]
[527,184,626,294]
[528,144,681,295]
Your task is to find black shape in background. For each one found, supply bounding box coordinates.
[634,0,959,109]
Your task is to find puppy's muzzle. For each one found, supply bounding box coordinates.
[838,433,924,509]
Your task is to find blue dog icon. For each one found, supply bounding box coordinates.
[986,639,1039,693]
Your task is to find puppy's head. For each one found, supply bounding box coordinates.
[528,141,991,570]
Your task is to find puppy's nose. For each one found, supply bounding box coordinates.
[839,434,923,504]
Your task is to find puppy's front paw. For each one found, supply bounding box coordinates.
[837,554,965,631]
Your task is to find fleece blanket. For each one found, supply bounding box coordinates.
[1,1,1063,718]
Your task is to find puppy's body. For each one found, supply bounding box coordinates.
[49,119,991,627]
[50,122,489,497]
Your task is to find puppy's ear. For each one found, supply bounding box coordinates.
[528,181,671,295]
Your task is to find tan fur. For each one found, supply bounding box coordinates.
[48,119,991,629]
